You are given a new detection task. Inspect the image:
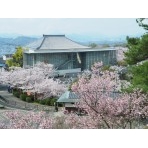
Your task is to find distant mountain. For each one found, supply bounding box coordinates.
[68,32,143,42]
[0,33,23,38]
[67,33,144,46]
[9,36,38,46]
[0,33,143,57]
[79,40,127,47]
[0,36,38,56]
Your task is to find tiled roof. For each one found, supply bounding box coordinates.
[26,35,90,50]
[25,38,44,49]
[57,91,79,103]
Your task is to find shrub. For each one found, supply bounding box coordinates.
[117,61,127,66]
[26,97,32,103]
[13,89,20,98]
[13,91,16,96]
[39,99,46,105]
[20,94,27,101]
[46,98,57,106]
[50,98,57,106]
[29,95,34,102]
[45,98,51,106]
[16,92,20,98]
[37,98,58,106]
[102,65,110,71]
[13,90,20,98]
[35,99,40,103]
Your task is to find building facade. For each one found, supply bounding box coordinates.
[23,35,117,75]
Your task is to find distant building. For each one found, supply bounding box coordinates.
[0,54,13,71]
[0,63,5,71]
[23,35,117,75]
[0,57,4,64]
[0,54,13,63]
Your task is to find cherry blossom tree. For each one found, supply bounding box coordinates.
[0,110,67,129]
[0,111,53,129]
[65,62,148,129]
[0,62,67,99]
[34,78,66,99]
[0,70,10,84]
[0,62,147,129]
[0,62,54,87]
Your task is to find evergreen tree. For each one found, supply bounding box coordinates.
[136,18,148,31]
[125,18,148,93]
[125,34,148,65]
[130,61,148,93]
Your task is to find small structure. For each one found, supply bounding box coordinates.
[0,54,12,71]
[57,91,79,112]
[0,56,5,71]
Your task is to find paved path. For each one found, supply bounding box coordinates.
[0,84,65,128]
[0,84,54,111]
[0,84,64,120]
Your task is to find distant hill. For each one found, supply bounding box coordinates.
[0,36,38,56]
[9,36,38,46]
[0,34,130,57]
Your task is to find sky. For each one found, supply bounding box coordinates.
[0,18,146,41]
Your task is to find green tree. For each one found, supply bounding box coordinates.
[136,18,148,31]
[125,34,148,65]
[130,61,148,93]
[6,46,23,67]
[89,43,97,48]
[124,18,148,93]
[102,44,110,48]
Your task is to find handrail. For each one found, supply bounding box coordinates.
[56,59,74,70]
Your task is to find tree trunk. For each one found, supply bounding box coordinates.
[129,121,132,129]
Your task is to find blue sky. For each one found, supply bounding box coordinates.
[0,18,146,41]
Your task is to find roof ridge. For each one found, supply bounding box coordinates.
[26,34,90,50]
[37,37,46,50]
[43,34,65,37]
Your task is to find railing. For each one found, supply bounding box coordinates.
[55,60,74,70]
[54,68,81,76]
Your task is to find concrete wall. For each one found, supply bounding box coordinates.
[23,50,117,70]
[81,50,117,70]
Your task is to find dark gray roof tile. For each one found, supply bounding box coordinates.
[57,91,79,103]
[25,35,90,50]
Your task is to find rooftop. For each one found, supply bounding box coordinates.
[26,34,90,50]
[57,91,79,103]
